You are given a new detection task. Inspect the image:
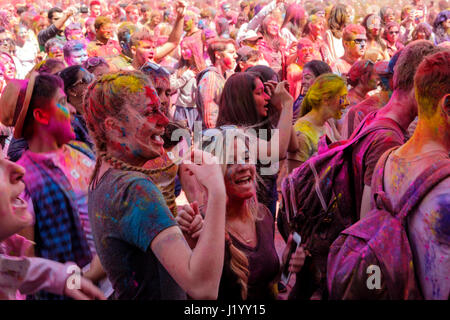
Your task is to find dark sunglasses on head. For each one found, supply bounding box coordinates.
[84,56,107,69]
[140,61,170,77]
[70,72,95,88]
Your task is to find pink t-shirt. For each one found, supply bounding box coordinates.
[383,150,450,299]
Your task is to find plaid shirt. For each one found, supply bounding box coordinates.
[17,142,94,300]
[196,67,225,129]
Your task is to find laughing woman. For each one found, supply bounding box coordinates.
[83,70,227,300]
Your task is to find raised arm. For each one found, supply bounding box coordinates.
[151,150,226,299]
[255,80,293,162]
[155,1,186,63]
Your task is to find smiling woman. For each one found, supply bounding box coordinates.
[83,70,227,300]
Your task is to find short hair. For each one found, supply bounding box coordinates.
[414,50,450,119]
[130,29,156,48]
[58,65,84,92]
[90,1,101,7]
[64,23,82,38]
[303,60,332,77]
[44,38,64,54]
[346,59,375,87]
[94,16,112,30]
[125,5,139,14]
[342,24,366,41]
[117,22,138,44]
[36,58,65,74]
[207,38,236,65]
[297,37,314,50]
[63,40,86,58]
[23,73,64,140]
[393,40,439,91]
[47,7,63,21]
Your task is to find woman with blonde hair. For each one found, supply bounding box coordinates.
[288,73,348,172]
[178,128,306,300]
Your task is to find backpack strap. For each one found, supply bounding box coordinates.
[372,147,399,214]
[395,158,450,225]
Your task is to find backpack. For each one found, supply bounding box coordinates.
[327,148,450,300]
[278,118,404,300]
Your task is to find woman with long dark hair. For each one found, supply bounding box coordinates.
[215,69,294,218]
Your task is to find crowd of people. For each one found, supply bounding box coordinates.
[0,0,448,301]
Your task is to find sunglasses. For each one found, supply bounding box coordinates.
[140,61,170,77]
[300,47,314,54]
[389,31,399,34]
[353,38,367,44]
[70,72,94,89]
[84,56,106,68]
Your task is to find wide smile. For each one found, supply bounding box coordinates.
[234,174,254,186]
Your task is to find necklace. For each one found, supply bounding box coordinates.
[227,220,256,245]
[100,152,177,175]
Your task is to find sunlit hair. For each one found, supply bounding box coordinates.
[302,14,324,37]
[393,40,439,91]
[280,3,307,39]
[346,59,375,87]
[83,71,155,183]
[327,4,349,38]
[217,72,266,129]
[94,16,112,31]
[342,24,366,41]
[414,50,450,119]
[300,73,346,116]
[130,28,156,48]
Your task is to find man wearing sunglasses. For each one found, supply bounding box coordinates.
[332,24,367,77]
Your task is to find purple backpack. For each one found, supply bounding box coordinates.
[279,121,404,299]
[327,148,450,300]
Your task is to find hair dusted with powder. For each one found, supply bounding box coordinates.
[83,70,153,183]
[207,38,236,65]
[300,73,346,117]
[414,50,450,119]
[342,24,366,41]
[393,40,439,92]
[346,59,374,88]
